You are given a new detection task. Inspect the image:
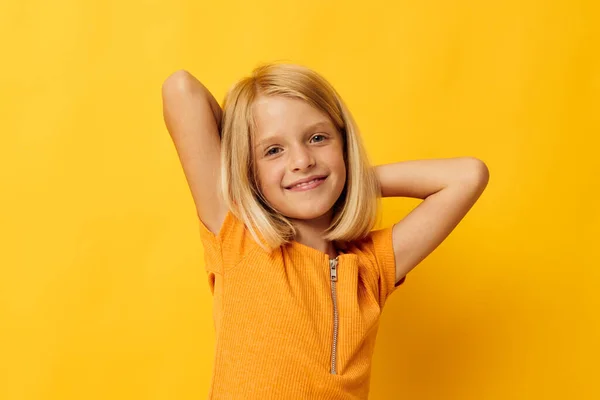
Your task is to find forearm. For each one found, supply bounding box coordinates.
[374,157,489,199]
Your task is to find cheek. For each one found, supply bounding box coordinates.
[329,146,346,173]
[256,162,283,192]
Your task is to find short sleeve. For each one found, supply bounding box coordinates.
[369,225,406,305]
[197,210,260,276]
[197,213,226,276]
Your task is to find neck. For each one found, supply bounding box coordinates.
[290,210,338,259]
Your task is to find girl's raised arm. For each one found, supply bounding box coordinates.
[161,70,227,235]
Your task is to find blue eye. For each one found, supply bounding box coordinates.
[265,147,281,156]
[264,135,326,157]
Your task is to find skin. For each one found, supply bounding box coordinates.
[252,95,346,258]
[162,70,490,285]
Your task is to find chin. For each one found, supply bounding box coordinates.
[278,203,334,221]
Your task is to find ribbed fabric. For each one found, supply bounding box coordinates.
[198,211,406,400]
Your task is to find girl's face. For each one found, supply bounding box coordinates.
[252,95,346,222]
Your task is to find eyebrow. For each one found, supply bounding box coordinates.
[254,120,334,149]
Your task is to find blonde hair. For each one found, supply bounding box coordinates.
[219,62,381,252]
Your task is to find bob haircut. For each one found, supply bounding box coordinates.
[219,62,381,252]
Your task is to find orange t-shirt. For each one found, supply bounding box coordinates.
[198,210,406,400]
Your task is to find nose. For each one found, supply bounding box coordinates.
[288,144,315,171]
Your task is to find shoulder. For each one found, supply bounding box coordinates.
[198,209,263,270]
[340,225,395,278]
[343,225,404,305]
[343,225,394,257]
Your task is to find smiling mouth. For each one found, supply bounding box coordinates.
[286,177,327,191]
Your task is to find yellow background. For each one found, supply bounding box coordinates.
[1,0,598,399]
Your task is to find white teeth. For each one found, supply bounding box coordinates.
[292,178,320,188]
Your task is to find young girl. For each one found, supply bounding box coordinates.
[161,63,489,399]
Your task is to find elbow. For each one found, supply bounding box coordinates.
[474,158,490,186]
[462,157,490,189]
[162,70,203,97]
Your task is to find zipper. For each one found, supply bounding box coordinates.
[329,256,339,374]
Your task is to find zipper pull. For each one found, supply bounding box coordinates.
[330,258,338,282]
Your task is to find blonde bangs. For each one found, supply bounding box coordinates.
[220,62,381,252]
